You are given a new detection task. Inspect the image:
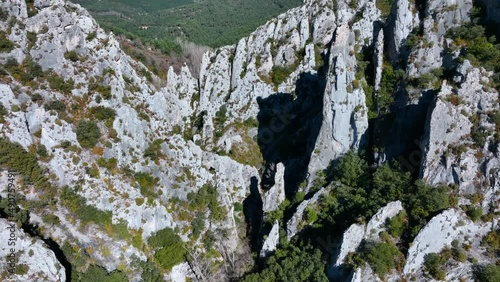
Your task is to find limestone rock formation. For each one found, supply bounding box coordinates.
[0,218,66,281]
[0,0,498,280]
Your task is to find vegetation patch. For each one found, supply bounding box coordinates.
[0,31,14,52]
[186,183,226,221]
[76,120,101,148]
[241,244,328,282]
[376,0,395,18]
[148,227,186,271]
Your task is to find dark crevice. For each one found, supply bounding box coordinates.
[242,176,262,253]
[0,206,72,280]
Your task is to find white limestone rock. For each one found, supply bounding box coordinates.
[0,218,66,281]
[260,221,280,258]
[286,187,330,240]
[262,163,286,212]
[403,209,491,275]
[365,201,404,241]
[334,224,365,268]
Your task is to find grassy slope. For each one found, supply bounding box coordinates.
[74,0,302,48]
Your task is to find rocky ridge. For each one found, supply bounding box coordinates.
[0,0,498,281]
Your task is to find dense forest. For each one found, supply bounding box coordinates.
[74,0,302,50]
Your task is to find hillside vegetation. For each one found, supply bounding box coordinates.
[74,0,302,49]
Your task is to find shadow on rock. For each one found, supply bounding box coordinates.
[256,72,326,199]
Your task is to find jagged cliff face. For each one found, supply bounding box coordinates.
[0,0,498,281]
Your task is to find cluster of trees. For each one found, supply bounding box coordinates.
[73,265,127,282]
[76,120,101,148]
[241,244,328,282]
[244,150,454,280]
[0,138,52,192]
[60,186,113,226]
[148,227,186,271]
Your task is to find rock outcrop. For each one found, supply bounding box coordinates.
[0,0,498,280]
[0,218,66,281]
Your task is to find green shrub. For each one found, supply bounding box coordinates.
[89,83,112,99]
[47,72,75,94]
[378,64,403,112]
[373,162,411,202]
[476,264,500,282]
[44,100,66,112]
[362,241,405,279]
[186,183,226,221]
[305,207,318,223]
[0,7,7,21]
[0,103,7,122]
[90,106,116,121]
[404,182,451,237]
[36,144,48,157]
[86,31,97,41]
[376,0,394,17]
[0,198,29,226]
[481,229,500,254]
[31,93,43,103]
[135,172,159,199]
[75,264,128,282]
[11,104,20,112]
[464,205,483,222]
[0,138,51,191]
[26,31,37,49]
[451,245,467,262]
[0,31,14,52]
[42,214,60,225]
[423,252,447,280]
[64,50,79,62]
[233,202,243,212]
[135,197,145,206]
[386,211,407,238]
[446,20,500,88]
[14,264,29,275]
[97,157,117,170]
[60,186,112,226]
[76,120,101,148]
[214,105,227,138]
[191,211,206,239]
[144,139,164,161]
[148,227,186,271]
[137,259,163,282]
[270,65,295,86]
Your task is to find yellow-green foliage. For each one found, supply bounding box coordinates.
[376,0,394,17]
[134,172,160,199]
[228,133,263,168]
[186,183,226,221]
